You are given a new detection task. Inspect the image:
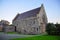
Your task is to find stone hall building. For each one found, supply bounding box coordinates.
[12,4,48,34]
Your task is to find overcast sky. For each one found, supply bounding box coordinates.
[0,0,60,24]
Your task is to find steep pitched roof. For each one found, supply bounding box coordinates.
[13,7,41,21]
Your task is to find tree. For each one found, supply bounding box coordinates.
[55,23,60,35]
[46,23,56,35]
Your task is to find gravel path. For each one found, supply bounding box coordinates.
[0,32,32,40]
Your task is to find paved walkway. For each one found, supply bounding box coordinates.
[0,32,32,40]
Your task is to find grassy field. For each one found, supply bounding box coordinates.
[11,35,60,40]
[6,32,17,34]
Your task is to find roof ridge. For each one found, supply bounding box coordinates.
[20,7,41,14]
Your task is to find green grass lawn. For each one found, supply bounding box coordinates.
[6,32,17,34]
[11,35,60,40]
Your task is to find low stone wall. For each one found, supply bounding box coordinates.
[4,25,15,32]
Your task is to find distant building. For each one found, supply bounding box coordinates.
[0,20,16,32]
[12,4,48,34]
[0,22,3,31]
[0,20,10,32]
[1,20,10,25]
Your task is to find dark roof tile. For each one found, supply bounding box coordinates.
[13,7,41,21]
